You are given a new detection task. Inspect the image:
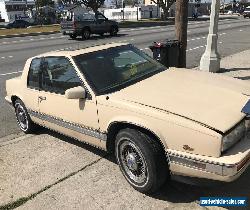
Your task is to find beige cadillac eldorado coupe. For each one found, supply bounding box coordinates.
[5,43,250,193]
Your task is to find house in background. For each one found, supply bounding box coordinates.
[102,7,141,20]
[141,5,160,19]
[0,0,35,22]
[60,4,89,20]
[144,0,211,18]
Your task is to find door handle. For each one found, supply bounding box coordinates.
[38,96,46,102]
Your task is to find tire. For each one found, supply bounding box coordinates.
[82,28,91,40]
[115,128,169,193]
[14,99,36,134]
[70,34,77,39]
[110,26,118,36]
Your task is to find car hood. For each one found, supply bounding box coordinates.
[110,68,250,133]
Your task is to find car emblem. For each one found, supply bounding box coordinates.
[183,145,194,151]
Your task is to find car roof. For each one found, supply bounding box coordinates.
[34,42,129,59]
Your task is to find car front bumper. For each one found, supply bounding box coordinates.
[168,132,250,182]
[5,96,12,106]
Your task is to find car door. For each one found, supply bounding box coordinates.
[22,58,42,124]
[95,13,107,33]
[12,21,17,28]
[38,56,102,147]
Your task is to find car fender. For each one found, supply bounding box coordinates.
[106,115,168,150]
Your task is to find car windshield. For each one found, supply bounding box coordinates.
[73,44,166,95]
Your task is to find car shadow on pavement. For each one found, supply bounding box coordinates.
[235,76,250,80]
[149,169,250,209]
[219,67,250,73]
[34,127,112,161]
[70,33,128,41]
[34,128,250,209]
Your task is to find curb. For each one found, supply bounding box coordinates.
[119,21,174,28]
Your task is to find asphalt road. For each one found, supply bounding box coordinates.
[0,17,250,138]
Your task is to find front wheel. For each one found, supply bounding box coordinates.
[110,26,118,36]
[82,28,91,40]
[14,99,36,134]
[115,128,169,193]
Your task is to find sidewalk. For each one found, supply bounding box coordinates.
[219,49,250,81]
[0,50,250,210]
[193,49,250,81]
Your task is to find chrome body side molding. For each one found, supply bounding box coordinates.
[28,109,107,141]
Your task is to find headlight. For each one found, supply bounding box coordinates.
[221,121,246,152]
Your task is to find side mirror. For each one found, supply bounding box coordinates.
[65,86,86,99]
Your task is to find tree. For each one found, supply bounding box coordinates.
[80,0,105,12]
[110,0,120,8]
[35,0,54,7]
[151,0,175,20]
[60,0,105,13]
[175,0,188,67]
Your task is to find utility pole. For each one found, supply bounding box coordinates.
[200,0,220,72]
[122,0,125,21]
[175,0,189,68]
[223,0,225,14]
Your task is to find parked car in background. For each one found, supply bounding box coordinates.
[61,12,119,39]
[5,43,250,193]
[6,20,31,29]
[243,6,250,18]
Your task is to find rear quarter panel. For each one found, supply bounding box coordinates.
[5,58,34,108]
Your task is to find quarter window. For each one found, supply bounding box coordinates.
[41,57,82,94]
[27,58,41,89]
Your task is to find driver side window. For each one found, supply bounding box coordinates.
[96,14,106,21]
[41,57,82,95]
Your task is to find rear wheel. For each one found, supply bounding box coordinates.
[110,26,118,36]
[115,128,169,193]
[70,34,77,39]
[82,28,91,40]
[14,99,36,134]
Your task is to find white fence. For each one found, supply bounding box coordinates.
[103,7,141,20]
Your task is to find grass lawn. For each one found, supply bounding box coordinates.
[0,20,170,36]
[0,25,60,36]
